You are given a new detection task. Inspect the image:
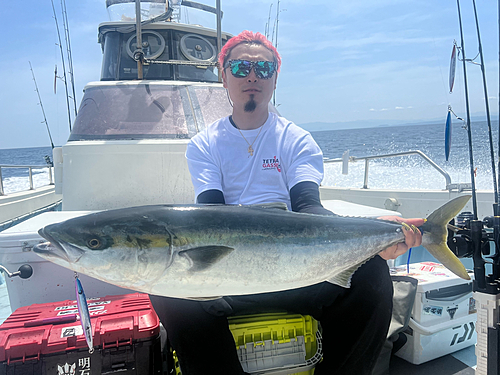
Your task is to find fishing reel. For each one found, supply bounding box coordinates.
[447,211,493,258]
[44,155,53,167]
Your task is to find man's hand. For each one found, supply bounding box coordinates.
[377,216,425,260]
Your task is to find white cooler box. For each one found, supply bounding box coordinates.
[393,261,476,365]
[0,212,134,311]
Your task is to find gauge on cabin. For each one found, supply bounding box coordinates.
[126,31,166,60]
[180,34,216,62]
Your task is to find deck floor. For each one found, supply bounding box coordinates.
[389,345,476,374]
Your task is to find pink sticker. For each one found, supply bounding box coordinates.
[420,265,435,272]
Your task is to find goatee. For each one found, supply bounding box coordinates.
[244,95,257,112]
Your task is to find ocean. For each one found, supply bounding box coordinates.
[0,120,497,194]
[0,146,53,194]
[312,120,498,191]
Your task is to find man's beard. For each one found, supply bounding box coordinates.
[244,95,257,112]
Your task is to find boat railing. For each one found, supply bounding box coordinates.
[0,165,54,196]
[323,150,471,192]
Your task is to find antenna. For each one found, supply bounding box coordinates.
[51,0,73,132]
[61,0,78,118]
[29,62,55,150]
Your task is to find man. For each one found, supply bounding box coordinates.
[150,30,423,375]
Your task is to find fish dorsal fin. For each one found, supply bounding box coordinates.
[246,203,288,210]
[326,260,371,288]
[179,246,234,272]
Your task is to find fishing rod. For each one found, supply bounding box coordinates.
[29,62,55,150]
[60,0,78,118]
[447,2,500,374]
[472,0,498,206]
[471,0,500,288]
[271,0,281,107]
[456,0,478,220]
[265,3,273,40]
[455,0,500,285]
[51,0,72,132]
[274,0,280,50]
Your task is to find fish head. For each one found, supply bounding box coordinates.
[33,209,175,288]
[34,215,119,267]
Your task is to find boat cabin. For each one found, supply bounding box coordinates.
[56,2,253,211]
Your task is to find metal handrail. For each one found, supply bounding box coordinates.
[324,150,457,190]
[0,165,54,196]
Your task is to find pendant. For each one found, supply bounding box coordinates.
[248,145,254,156]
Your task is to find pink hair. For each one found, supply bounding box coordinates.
[218,30,281,73]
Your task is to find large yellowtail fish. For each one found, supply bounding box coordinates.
[33,196,471,299]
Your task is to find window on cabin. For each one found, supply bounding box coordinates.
[69,85,232,140]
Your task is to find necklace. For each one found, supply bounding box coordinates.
[237,126,263,156]
[231,117,264,156]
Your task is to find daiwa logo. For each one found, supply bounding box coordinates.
[262,156,281,172]
[450,322,475,346]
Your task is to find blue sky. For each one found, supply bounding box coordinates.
[0,0,498,149]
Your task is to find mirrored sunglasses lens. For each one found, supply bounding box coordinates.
[255,61,275,79]
[231,61,251,77]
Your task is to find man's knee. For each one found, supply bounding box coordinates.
[347,257,394,313]
[353,256,392,290]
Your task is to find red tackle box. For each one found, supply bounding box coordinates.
[0,293,162,374]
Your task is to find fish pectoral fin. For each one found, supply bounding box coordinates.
[179,246,234,272]
[326,262,367,288]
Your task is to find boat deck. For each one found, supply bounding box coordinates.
[390,347,476,374]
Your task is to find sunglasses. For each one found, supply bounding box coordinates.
[225,59,277,79]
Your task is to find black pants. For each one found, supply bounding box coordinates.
[150,256,393,375]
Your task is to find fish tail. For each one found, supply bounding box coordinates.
[421,195,471,280]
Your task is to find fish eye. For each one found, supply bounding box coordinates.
[87,238,102,249]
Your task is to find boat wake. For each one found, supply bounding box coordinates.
[323,161,494,190]
[2,169,52,195]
